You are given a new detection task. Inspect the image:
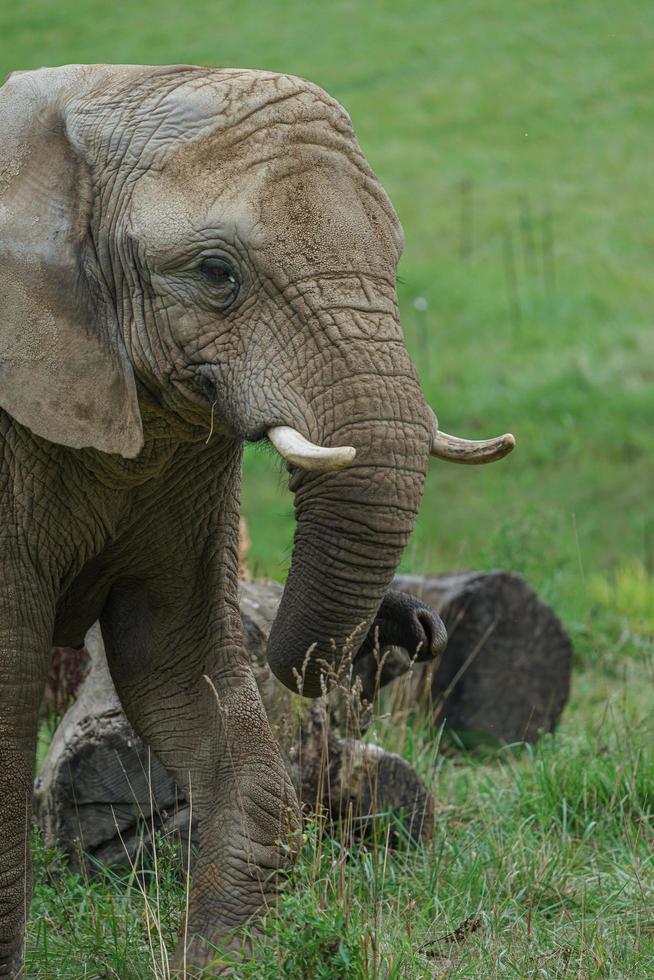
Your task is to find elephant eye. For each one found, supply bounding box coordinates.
[198,257,240,305]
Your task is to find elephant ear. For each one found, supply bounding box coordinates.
[0,66,143,458]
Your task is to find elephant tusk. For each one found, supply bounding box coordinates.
[431,429,516,464]
[267,426,356,472]
[429,410,515,465]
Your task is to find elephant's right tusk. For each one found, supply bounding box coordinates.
[267,426,356,472]
[431,429,516,464]
[429,410,515,464]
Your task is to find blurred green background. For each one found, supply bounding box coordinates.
[2,0,653,625]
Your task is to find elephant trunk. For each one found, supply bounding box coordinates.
[266,372,431,698]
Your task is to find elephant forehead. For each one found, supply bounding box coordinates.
[151,68,354,140]
[255,160,400,254]
[87,67,356,173]
[105,67,402,270]
[131,147,401,282]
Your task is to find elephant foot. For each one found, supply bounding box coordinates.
[0,943,24,979]
[171,926,262,977]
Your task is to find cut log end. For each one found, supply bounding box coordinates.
[392,571,572,744]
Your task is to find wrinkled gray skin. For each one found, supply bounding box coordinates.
[0,65,433,975]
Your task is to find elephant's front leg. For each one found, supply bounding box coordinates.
[100,578,300,974]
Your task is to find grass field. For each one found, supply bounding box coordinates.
[2,0,653,975]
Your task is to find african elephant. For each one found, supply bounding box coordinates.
[0,64,514,975]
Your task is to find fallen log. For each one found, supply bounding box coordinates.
[35,572,571,870]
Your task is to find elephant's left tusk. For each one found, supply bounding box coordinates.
[429,410,515,464]
[267,426,356,472]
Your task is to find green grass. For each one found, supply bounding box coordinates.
[26,618,654,977]
[2,0,653,975]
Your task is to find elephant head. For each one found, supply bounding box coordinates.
[0,65,513,697]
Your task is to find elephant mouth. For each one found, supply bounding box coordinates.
[193,362,515,469]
